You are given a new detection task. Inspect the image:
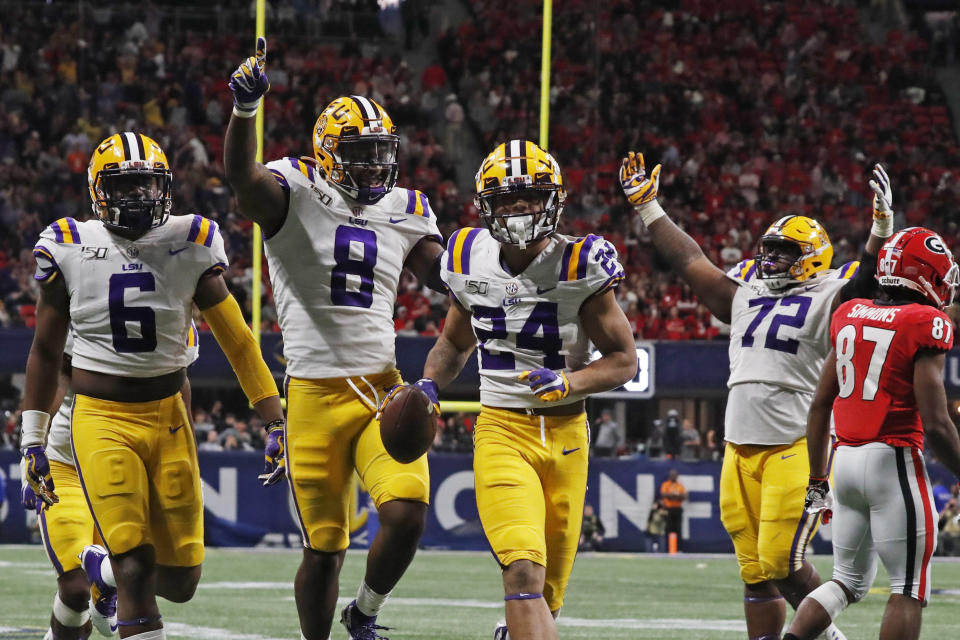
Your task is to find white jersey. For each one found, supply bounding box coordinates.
[724,258,858,445]
[46,324,200,466]
[441,229,624,408]
[264,157,441,378]
[34,215,226,377]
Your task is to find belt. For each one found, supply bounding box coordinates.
[486,400,585,417]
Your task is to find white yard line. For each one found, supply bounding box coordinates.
[559,617,746,632]
[164,622,290,640]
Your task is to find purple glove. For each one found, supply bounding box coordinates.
[20,447,58,510]
[229,37,270,116]
[518,368,570,403]
[377,378,441,420]
[258,419,286,487]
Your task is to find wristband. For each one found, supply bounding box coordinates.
[635,199,667,227]
[870,215,893,239]
[20,410,51,448]
[233,103,260,119]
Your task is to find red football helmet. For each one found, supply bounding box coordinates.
[877,227,959,308]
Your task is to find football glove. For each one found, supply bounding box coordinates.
[804,476,833,525]
[258,419,286,487]
[377,378,441,420]
[20,458,42,514]
[518,368,570,403]
[868,163,894,238]
[229,36,269,117]
[620,151,662,207]
[20,446,58,510]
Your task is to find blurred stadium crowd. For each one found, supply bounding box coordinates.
[2,0,960,344]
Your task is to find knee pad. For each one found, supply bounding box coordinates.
[808,581,849,619]
[53,592,90,627]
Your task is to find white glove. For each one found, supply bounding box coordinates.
[868,163,894,238]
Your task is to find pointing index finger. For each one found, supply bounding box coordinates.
[256,37,267,65]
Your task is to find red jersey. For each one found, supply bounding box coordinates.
[831,299,954,448]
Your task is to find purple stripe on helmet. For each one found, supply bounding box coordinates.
[446,229,461,272]
[418,192,430,218]
[460,228,481,275]
[559,241,576,281]
[204,221,218,247]
[49,222,64,243]
[68,396,111,554]
[406,190,417,215]
[187,215,202,242]
[577,235,599,280]
[39,511,65,575]
[65,217,80,244]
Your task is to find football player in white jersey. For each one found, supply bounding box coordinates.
[410,140,637,640]
[225,39,446,640]
[22,326,199,639]
[619,151,893,640]
[20,132,285,640]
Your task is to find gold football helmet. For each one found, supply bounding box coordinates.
[756,215,833,288]
[313,95,399,204]
[88,132,172,232]
[475,139,566,248]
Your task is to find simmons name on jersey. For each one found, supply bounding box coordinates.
[33,215,226,378]
[441,228,624,408]
[263,157,442,379]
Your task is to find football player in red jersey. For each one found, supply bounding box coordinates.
[784,227,960,640]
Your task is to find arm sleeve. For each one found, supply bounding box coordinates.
[202,295,279,404]
[838,251,877,303]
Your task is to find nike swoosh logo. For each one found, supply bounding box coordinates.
[388,217,406,224]
[537,286,556,294]
[168,247,188,255]
[169,424,185,434]
[562,447,580,456]
[781,454,796,460]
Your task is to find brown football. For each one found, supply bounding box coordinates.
[379,385,436,463]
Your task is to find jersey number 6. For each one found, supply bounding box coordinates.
[109,272,158,353]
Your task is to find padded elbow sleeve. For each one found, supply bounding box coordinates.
[203,295,279,405]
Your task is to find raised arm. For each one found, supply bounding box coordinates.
[223,37,288,237]
[834,163,895,310]
[620,152,738,323]
[915,350,960,477]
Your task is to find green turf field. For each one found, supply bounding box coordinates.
[1,546,958,639]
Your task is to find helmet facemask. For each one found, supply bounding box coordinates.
[477,186,562,250]
[756,237,806,289]
[322,134,399,204]
[94,162,172,233]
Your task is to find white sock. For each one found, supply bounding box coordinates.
[125,629,166,640]
[100,556,117,588]
[356,581,390,617]
[300,634,330,640]
[43,630,53,640]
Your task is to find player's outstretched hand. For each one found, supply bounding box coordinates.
[518,368,570,403]
[20,447,58,510]
[804,476,833,524]
[229,36,270,117]
[868,163,894,238]
[258,418,286,487]
[620,151,662,208]
[377,379,440,421]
